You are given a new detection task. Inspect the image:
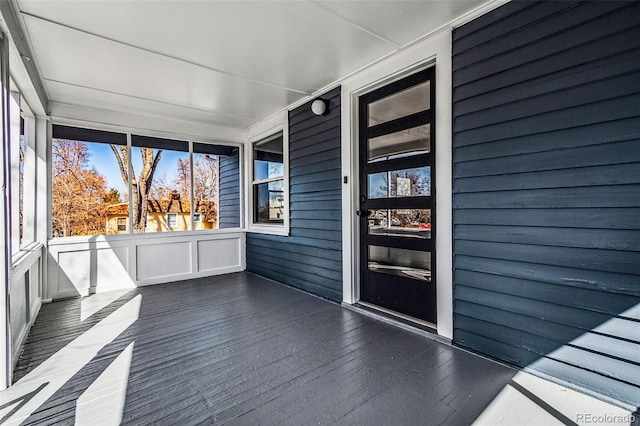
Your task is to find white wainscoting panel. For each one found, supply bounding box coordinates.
[58,250,91,297]
[10,274,27,351]
[136,241,192,281]
[11,243,44,370]
[95,247,132,293]
[197,238,242,272]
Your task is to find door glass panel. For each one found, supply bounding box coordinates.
[368,246,431,282]
[368,81,430,127]
[369,209,431,239]
[368,124,430,163]
[368,166,430,199]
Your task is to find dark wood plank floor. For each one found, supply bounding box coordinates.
[7,272,517,425]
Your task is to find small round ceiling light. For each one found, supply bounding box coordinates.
[311,99,328,116]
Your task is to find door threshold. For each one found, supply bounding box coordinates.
[345,302,451,345]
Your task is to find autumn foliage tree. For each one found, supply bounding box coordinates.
[51,139,110,237]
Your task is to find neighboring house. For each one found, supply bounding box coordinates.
[105,199,216,233]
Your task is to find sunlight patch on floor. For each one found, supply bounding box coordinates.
[80,290,130,322]
[0,295,141,425]
[473,371,635,426]
[75,341,135,425]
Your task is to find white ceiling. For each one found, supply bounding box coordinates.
[14,0,485,131]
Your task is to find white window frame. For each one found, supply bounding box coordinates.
[245,111,289,236]
[166,213,178,228]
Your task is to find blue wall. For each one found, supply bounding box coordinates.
[452,1,640,408]
[246,87,342,301]
[218,148,241,229]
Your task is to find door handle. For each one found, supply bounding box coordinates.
[356,210,370,216]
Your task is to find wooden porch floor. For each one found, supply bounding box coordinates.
[2,272,626,425]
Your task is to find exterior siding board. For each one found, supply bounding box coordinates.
[246,87,342,301]
[218,149,241,228]
[452,1,640,408]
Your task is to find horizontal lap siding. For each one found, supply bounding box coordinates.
[452,1,640,408]
[246,87,342,301]
[218,149,241,228]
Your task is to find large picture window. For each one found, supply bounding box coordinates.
[128,135,190,234]
[51,127,126,238]
[51,125,241,238]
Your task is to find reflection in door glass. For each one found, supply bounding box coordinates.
[368,246,431,282]
[368,166,430,199]
[368,124,430,162]
[369,209,431,239]
[368,81,430,127]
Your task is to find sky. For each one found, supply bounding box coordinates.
[86,143,188,198]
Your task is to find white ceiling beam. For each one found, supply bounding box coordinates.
[43,77,260,122]
[19,10,312,96]
[0,0,47,115]
[309,1,402,49]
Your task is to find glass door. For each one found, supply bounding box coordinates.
[358,68,436,325]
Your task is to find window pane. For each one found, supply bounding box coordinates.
[368,209,431,239]
[368,124,430,162]
[52,138,127,237]
[368,81,430,127]
[254,180,284,224]
[368,245,431,282]
[253,132,283,181]
[192,151,218,230]
[131,145,190,233]
[368,166,431,199]
[18,121,24,246]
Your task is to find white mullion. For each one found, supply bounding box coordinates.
[126,133,133,233]
[188,141,194,231]
[252,176,284,186]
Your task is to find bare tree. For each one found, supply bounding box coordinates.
[174,158,190,200]
[111,145,162,232]
[192,154,218,201]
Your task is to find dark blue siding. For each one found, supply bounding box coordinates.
[218,149,241,229]
[246,87,342,301]
[452,1,640,408]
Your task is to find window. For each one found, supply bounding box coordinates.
[192,142,223,230]
[116,217,127,232]
[51,124,241,238]
[130,135,190,233]
[166,213,178,228]
[251,131,285,226]
[9,94,22,250]
[51,126,128,238]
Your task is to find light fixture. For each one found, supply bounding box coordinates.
[311,99,328,116]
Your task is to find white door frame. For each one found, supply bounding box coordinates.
[340,30,454,339]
